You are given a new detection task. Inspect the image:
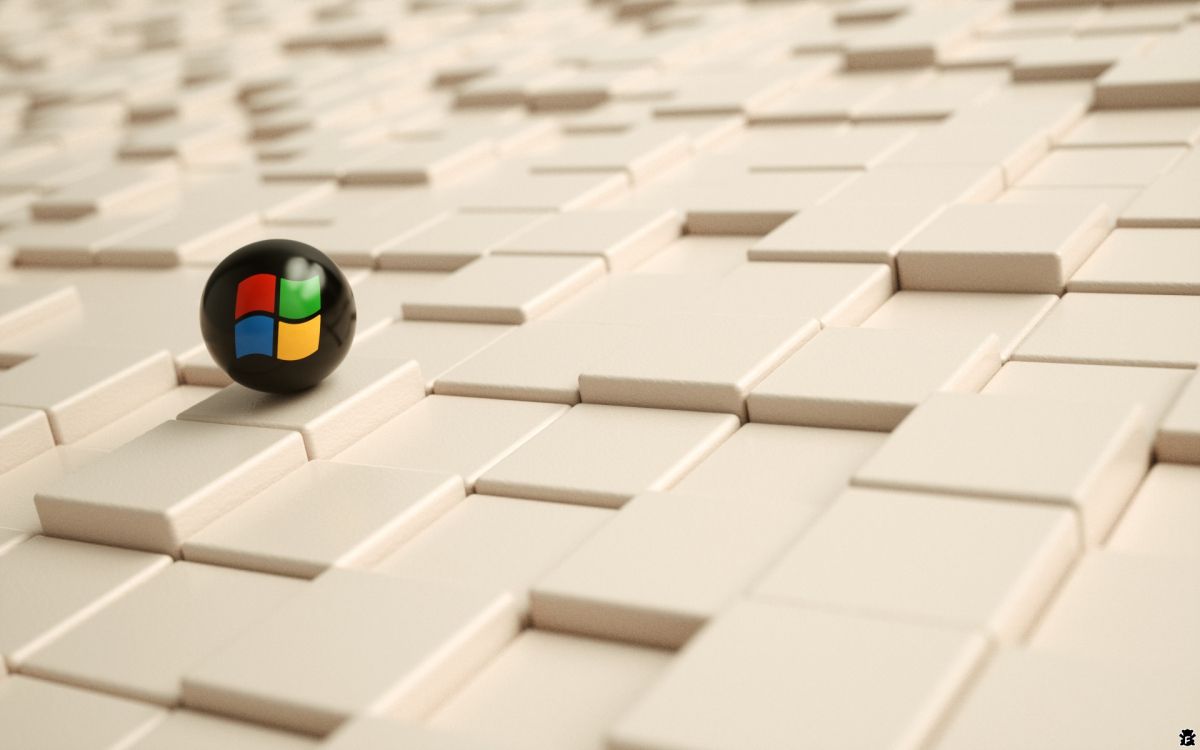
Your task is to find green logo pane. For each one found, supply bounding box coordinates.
[278,276,321,320]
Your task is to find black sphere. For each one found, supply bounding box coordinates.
[200,239,356,394]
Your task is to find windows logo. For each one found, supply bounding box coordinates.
[234,273,321,361]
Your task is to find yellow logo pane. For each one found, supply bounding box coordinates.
[277,315,320,361]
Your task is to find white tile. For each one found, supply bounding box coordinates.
[126,710,318,750]
[334,394,566,491]
[896,202,1112,293]
[983,360,1191,435]
[1031,550,1199,671]
[1068,227,1200,294]
[610,600,986,750]
[672,422,885,507]
[374,494,611,611]
[184,462,463,578]
[1094,27,1200,108]
[677,170,857,235]
[0,676,165,750]
[931,649,1199,750]
[533,490,820,648]
[749,202,944,267]
[376,212,549,271]
[401,255,606,324]
[580,314,818,419]
[1108,463,1200,558]
[341,138,495,186]
[544,273,721,325]
[844,4,995,69]
[862,290,1058,359]
[35,420,308,555]
[476,404,738,509]
[853,392,1152,545]
[749,327,1000,430]
[178,357,424,459]
[181,568,520,734]
[428,630,670,750]
[0,345,177,444]
[1013,292,1200,369]
[21,561,306,705]
[739,127,914,171]
[0,405,54,473]
[493,209,682,272]
[756,487,1078,642]
[453,170,628,213]
[0,536,169,666]
[1158,370,1200,463]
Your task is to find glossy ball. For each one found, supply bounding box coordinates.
[200,239,356,394]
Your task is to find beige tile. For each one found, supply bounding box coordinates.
[0,280,81,341]
[633,234,751,275]
[931,649,1199,750]
[879,110,1049,185]
[897,202,1112,293]
[534,490,820,648]
[401,255,606,324]
[653,73,796,117]
[354,321,513,391]
[476,404,738,508]
[322,717,487,750]
[1068,227,1200,294]
[824,163,1004,207]
[756,487,1078,642]
[677,170,857,235]
[376,212,549,271]
[0,345,177,444]
[184,462,463,578]
[739,127,914,171]
[1120,148,1200,228]
[453,171,628,213]
[374,494,611,611]
[0,536,169,666]
[750,202,943,267]
[0,676,165,750]
[126,710,318,750]
[429,630,669,750]
[862,290,1057,359]
[997,185,1142,214]
[1108,463,1200,557]
[530,131,691,183]
[1158,370,1200,463]
[749,327,1000,430]
[853,392,1152,545]
[0,446,103,533]
[844,4,995,69]
[434,320,634,404]
[30,164,178,220]
[710,261,894,325]
[0,405,54,473]
[493,209,681,272]
[334,395,566,491]
[611,600,986,750]
[672,422,885,506]
[342,138,495,186]
[178,357,423,459]
[21,561,305,705]
[1017,146,1186,188]
[580,314,818,419]
[544,273,722,325]
[1094,27,1200,108]
[35,420,307,555]
[1013,292,1200,369]
[73,385,219,452]
[1061,107,1200,148]
[1031,550,1198,670]
[983,360,1191,435]
[1012,35,1150,82]
[181,569,520,734]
